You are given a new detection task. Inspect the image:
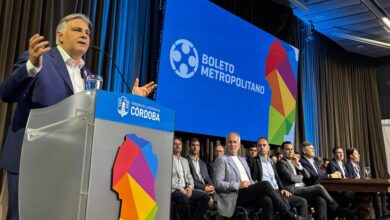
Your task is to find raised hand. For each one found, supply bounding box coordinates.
[131,78,157,97]
[28,34,51,68]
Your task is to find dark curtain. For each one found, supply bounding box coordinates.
[296,19,388,178]
[376,56,390,119]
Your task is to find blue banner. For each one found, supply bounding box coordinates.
[156,0,299,143]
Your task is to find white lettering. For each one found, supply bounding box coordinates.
[130,106,160,121]
[201,53,235,73]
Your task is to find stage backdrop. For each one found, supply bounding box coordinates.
[156,0,299,144]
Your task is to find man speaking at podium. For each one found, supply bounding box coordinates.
[0,13,156,220]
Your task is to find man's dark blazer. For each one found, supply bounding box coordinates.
[345,160,360,179]
[246,155,284,189]
[0,47,92,173]
[326,159,346,178]
[300,156,328,186]
[186,156,213,190]
[276,158,310,193]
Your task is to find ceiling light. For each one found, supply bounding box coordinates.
[332,32,390,48]
[360,0,390,33]
[382,17,390,29]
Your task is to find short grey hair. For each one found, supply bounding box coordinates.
[226,132,241,143]
[56,13,92,45]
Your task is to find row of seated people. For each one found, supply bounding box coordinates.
[171,134,358,220]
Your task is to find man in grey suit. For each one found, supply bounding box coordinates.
[213,132,301,220]
[171,137,209,220]
[276,141,351,220]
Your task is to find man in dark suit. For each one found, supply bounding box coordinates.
[0,13,156,220]
[276,141,348,220]
[326,146,347,178]
[247,137,308,217]
[186,138,215,201]
[213,133,301,220]
[345,148,361,179]
[300,142,341,186]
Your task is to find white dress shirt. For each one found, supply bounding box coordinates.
[231,156,250,182]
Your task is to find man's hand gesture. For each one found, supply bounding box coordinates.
[29,34,51,68]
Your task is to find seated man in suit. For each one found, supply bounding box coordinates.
[186,138,215,203]
[213,132,301,220]
[326,146,348,178]
[171,137,209,220]
[345,148,361,179]
[300,142,341,186]
[247,137,308,218]
[208,144,225,179]
[276,141,351,220]
[320,158,329,173]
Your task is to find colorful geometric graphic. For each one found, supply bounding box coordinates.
[112,134,158,220]
[265,40,297,144]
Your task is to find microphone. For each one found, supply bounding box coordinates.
[90,45,133,93]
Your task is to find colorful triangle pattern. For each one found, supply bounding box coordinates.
[265,39,297,144]
[112,134,158,220]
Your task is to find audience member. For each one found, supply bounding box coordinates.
[208,144,225,179]
[186,138,215,206]
[245,143,258,159]
[276,141,353,220]
[345,148,361,179]
[214,144,225,159]
[300,142,341,186]
[327,146,347,178]
[270,155,278,165]
[213,133,301,220]
[320,158,329,172]
[171,137,209,220]
[247,137,308,218]
[276,152,283,161]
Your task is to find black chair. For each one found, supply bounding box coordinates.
[234,206,262,220]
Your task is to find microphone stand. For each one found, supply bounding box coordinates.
[90,45,133,93]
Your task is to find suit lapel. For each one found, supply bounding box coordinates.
[255,156,263,180]
[334,159,346,178]
[303,157,318,175]
[50,47,74,93]
[188,157,201,180]
[282,158,295,173]
[180,157,189,184]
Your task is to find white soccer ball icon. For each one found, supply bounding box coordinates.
[170,39,199,79]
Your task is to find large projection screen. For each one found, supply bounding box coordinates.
[156,0,299,144]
